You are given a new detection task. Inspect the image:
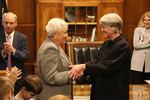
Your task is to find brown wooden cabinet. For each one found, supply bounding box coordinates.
[36,0,124,51]
[62,2,98,42]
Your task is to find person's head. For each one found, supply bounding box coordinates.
[46,18,68,45]
[2,12,17,35]
[0,77,14,100]
[20,75,42,100]
[138,11,150,29]
[48,94,71,100]
[100,13,123,40]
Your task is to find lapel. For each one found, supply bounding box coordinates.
[59,46,70,65]
[12,31,18,48]
[48,38,70,64]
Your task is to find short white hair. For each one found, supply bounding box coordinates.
[2,12,17,22]
[100,13,123,33]
[46,18,68,37]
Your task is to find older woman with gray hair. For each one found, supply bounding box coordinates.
[37,18,72,100]
[70,13,131,100]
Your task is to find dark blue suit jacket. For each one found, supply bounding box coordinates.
[0,30,29,95]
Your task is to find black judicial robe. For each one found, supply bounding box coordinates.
[84,35,131,100]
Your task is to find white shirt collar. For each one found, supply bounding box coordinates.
[5,31,15,45]
[5,31,15,38]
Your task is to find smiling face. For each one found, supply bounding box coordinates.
[101,24,116,40]
[143,16,150,29]
[2,13,17,35]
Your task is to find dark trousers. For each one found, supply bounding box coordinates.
[130,70,150,84]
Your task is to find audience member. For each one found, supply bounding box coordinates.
[15,75,42,100]
[37,18,72,99]
[131,11,150,84]
[0,12,29,95]
[0,77,14,100]
[70,13,131,100]
[0,67,21,100]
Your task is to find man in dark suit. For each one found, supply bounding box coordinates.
[0,12,29,95]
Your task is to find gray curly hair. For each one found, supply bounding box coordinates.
[46,18,68,37]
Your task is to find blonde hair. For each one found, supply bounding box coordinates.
[48,94,71,100]
[138,11,150,27]
[0,77,14,100]
[100,13,123,33]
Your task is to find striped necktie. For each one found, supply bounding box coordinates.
[6,35,12,69]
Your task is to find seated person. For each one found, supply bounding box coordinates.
[0,67,21,100]
[0,77,14,100]
[15,75,42,100]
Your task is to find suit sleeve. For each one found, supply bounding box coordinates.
[13,36,29,61]
[84,42,131,77]
[133,27,150,49]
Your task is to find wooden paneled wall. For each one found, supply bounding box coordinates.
[36,0,63,51]
[6,0,150,74]
[7,0,36,74]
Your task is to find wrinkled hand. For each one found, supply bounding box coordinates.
[6,66,22,84]
[70,64,85,80]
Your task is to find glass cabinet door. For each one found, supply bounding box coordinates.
[65,6,97,42]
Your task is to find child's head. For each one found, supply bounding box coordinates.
[0,77,14,100]
[21,75,42,99]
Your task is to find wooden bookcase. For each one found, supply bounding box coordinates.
[62,1,99,42]
[36,0,124,50]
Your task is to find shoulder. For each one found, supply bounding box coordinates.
[38,39,59,52]
[114,35,130,49]
[134,27,144,33]
[15,31,27,39]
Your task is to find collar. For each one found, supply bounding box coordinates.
[5,31,15,38]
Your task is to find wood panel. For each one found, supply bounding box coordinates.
[36,1,62,51]
[7,0,35,24]
[16,25,36,62]
[7,0,36,74]
[73,84,150,100]
[97,2,124,41]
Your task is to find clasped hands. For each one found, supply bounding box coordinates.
[3,42,16,55]
[69,64,85,80]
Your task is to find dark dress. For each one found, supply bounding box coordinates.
[84,35,131,100]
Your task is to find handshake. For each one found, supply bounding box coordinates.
[69,64,86,80]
